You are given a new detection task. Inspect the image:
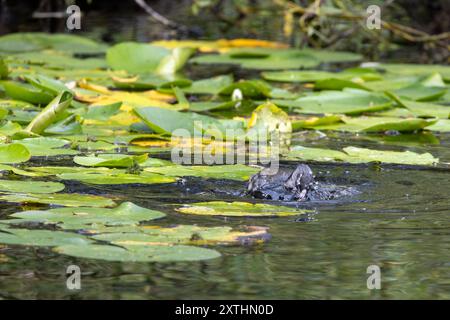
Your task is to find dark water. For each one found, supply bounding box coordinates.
[0,2,449,300]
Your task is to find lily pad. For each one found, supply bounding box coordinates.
[74,153,148,168]
[144,164,259,181]
[176,201,308,217]
[0,180,65,194]
[274,89,392,115]
[7,202,165,230]
[107,42,193,74]
[0,143,31,164]
[54,243,221,262]
[91,225,270,245]
[287,146,438,165]
[0,228,91,247]
[57,170,177,185]
[0,193,116,207]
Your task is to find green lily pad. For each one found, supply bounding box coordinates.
[274,89,392,115]
[0,228,92,247]
[74,153,148,168]
[176,201,308,217]
[0,180,65,194]
[84,102,122,121]
[0,143,31,164]
[57,170,177,185]
[0,32,107,54]
[107,42,193,75]
[133,106,220,135]
[183,75,233,95]
[0,80,54,105]
[54,243,221,262]
[144,164,259,181]
[15,137,79,157]
[287,146,438,165]
[91,225,270,245]
[312,116,437,133]
[0,193,116,207]
[7,202,165,230]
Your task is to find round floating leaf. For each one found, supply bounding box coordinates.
[144,164,259,181]
[15,137,78,157]
[106,42,169,73]
[58,171,177,185]
[176,201,307,217]
[0,228,91,247]
[0,143,31,164]
[54,243,221,262]
[8,201,166,230]
[287,146,438,166]
[0,180,65,194]
[0,193,116,207]
[74,153,148,168]
[91,225,270,246]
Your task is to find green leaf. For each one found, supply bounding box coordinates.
[176,201,308,217]
[0,80,54,105]
[91,225,269,245]
[0,228,91,247]
[0,143,31,164]
[8,202,165,230]
[57,170,177,185]
[394,83,447,102]
[0,193,116,207]
[144,164,260,181]
[73,153,148,168]
[156,47,195,75]
[287,146,438,165]
[183,75,233,95]
[54,243,221,262]
[275,89,392,115]
[84,102,122,120]
[23,74,72,96]
[106,42,170,74]
[25,91,73,134]
[0,32,107,54]
[312,116,437,133]
[15,137,78,156]
[0,180,65,194]
[133,106,219,135]
[386,92,450,119]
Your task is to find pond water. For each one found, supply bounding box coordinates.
[0,2,449,300]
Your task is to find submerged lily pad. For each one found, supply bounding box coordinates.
[176,201,308,217]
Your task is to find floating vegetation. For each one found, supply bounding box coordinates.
[0,32,448,262]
